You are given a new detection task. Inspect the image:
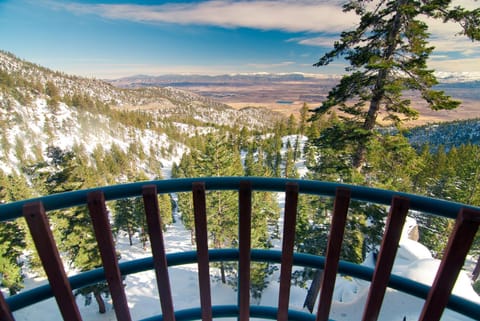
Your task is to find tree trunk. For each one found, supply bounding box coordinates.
[94,291,106,314]
[303,269,324,313]
[353,85,384,170]
[127,225,133,246]
[141,227,147,250]
[190,229,195,245]
[472,255,480,281]
[352,0,405,170]
[220,261,226,284]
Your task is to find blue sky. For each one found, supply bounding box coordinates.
[0,0,478,79]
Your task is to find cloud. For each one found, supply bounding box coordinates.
[429,57,480,73]
[54,0,357,33]
[429,36,480,56]
[289,36,337,47]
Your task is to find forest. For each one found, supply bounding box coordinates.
[1,0,480,313]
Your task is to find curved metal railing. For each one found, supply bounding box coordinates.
[0,177,479,320]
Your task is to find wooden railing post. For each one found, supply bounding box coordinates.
[361,196,410,321]
[316,188,351,321]
[87,191,131,321]
[277,182,299,321]
[23,202,82,321]
[142,185,176,321]
[238,181,252,321]
[0,283,15,321]
[192,182,213,321]
[419,208,480,321]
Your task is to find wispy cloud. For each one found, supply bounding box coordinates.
[53,0,357,33]
[429,36,480,56]
[429,57,480,72]
[288,36,337,47]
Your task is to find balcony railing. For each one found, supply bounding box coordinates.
[0,177,479,321]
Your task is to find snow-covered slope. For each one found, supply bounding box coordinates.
[11,201,480,321]
[0,50,284,176]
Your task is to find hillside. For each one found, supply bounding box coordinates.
[406,118,480,152]
[0,50,284,176]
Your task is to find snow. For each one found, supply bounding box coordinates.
[5,135,480,320]
[282,135,309,178]
[10,202,480,321]
[435,71,480,83]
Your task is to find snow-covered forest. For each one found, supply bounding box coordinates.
[1,50,480,320]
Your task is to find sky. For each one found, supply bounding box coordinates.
[0,0,479,79]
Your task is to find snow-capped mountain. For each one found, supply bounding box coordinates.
[435,71,480,83]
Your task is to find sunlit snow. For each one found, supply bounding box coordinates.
[8,137,480,321]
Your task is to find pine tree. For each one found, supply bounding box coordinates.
[284,144,299,178]
[287,114,297,135]
[111,164,173,247]
[0,170,37,293]
[27,146,109,313]
[45,81,60,109]
[195,133,243,283]
[365,133,424,191]
[299,103,310,137]
[114,198,137,246]
[173,150,200,243]
[245,147,280,302]
[312,0,479,171]
[0,171,26,295]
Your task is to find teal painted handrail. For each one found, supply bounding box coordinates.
[1,177,479,221]
[2,177,480,320]
[5,250,480,319]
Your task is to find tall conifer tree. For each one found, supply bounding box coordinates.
[312,0,479,170]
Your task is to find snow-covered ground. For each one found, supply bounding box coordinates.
[10,201,480,321]
[6,134,480,320]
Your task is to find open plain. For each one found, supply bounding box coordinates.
[109,74,480,126]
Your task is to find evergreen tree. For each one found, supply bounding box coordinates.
[312,0,479,171]
[195,133,243,283]
[287,114,297,135]
[284,143,299,178]
[0,170,26,295]
[412,145,456,257]
[293,194,330,293]
[365,133,423,191]
[27,146,108,313]
[244,147,280,302]
[114,198,137,246]
[298,103,310,137]
[173,149,200,243]
[113,171,172,248]
[45,81,60,109]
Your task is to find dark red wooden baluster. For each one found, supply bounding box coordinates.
[192,182,212,321]
[87,191,131,321]
[277,182,299,321]
[0,290,14,321]
[238,181,252,321]
[316,188,351,321]
[361,196,410,321]
[142,185,176,321]
[23,202,82,321]
[419,208,480,321]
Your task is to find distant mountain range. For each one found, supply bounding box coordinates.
[108,72,480,103]
[109,71,480,86]
[108,72,339,88]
